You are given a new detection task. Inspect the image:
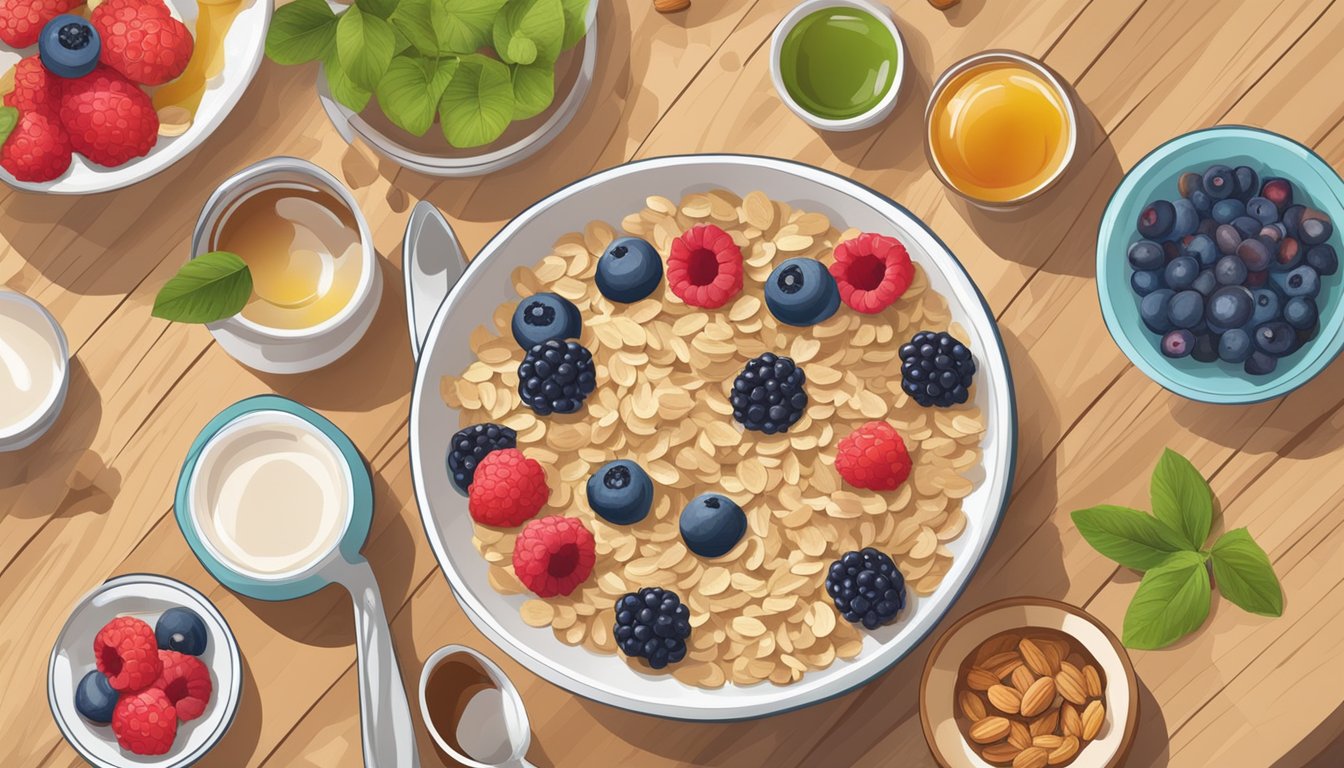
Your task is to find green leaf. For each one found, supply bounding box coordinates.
[438,0,508,54]
[1211,528,1283,617]
[336,4,397,90]
[265,0,339,65]
[324,47,373,113]
[559,0,588,50]
[0,106,18,146]
[1122,550,1212,649]
[438,54,515,148]
[392,25,414,54]
[152,252,253,324]
[1072,505,1193,572]
[377,55,459,136]
[355,0,398,19]
[493,0,564,65]
[1150,448,1213,550]
[510,59,554,120]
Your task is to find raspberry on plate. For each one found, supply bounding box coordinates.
[94,616,162,692]
[111,687,177,756]
[0,0,81,48]
[447,422,517,495]
[0,110,72,182]
[91,0,194,86]
[152,649,212,721]
[512,516,595,597]
[4,57,62,118]
[59,64,158,167]
[830,232,914,314]
[468,448,549,527]
[667,223,744,308]
[835,421,912,491]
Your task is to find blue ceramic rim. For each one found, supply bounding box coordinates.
[173,395,374,601]
[1096,125,1344,405]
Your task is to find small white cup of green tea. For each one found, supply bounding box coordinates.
[770,0,906,132]
[0,291,70,452]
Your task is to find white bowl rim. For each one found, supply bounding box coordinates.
[0,289,69,445]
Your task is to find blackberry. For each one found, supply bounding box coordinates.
[825,548,907,630]
[517,339,597,416]
[446,422,517,494]
[899,331,976,408]
[730,353,807,434]
[613,587,691,669]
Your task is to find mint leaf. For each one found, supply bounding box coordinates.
[559,0,588,50]
[439,54,514,148]
[1151,448,1213,550]
[1211,528,1283,617]
[356,0,398,19]
[377,56,459,136]
[510,59,554,119]
[438,0,508,54]
[393,25,414,54]
[324,47,373,112]
[0,106,18,146]
[153,252,253,324]
[493,0,564,65]
[1072,505,1192,571]
[265,0,338,65]
[336,4,396,90]
[1122,550,1211,649]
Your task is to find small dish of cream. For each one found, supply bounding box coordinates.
[0,290,70,452]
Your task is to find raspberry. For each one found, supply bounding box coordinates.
[468,448,549,527]
[4,57,61,119]
[834,421,912,491]
[111,688,177,756]
[91,0,193,86]
[94,616,162,692]
[512,516,595,597]
[0,0,80,48]
[830,232,914,314]
[151,649,212,721]
[1,110,72,182]
[667,223,743,308]
[58,64,158,167]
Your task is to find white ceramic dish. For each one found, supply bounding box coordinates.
[48,574,243,768]
[403,154,1017,720]
[0,289,69,451]
[0,0,270,194]
[769,0,906,132]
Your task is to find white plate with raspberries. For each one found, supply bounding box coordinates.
[0,0,270,194]
[405,155,1018,720]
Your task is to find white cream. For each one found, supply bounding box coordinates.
[0,292,66,440]
[193,413,349,577]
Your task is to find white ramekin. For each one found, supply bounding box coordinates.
[0,290,70,452]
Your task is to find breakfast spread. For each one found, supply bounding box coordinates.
[439,188,986,687]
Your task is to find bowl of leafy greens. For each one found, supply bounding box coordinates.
[266,0,596,177]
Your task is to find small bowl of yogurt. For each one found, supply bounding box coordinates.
[0,290,70,452]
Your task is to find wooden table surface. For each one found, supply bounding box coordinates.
[4,0,1344,765]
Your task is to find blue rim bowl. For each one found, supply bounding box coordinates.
[1097,126,1344,404]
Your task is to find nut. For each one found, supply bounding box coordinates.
[1061,703,1082,737]
[969,716,1012,744]
[1008,720,1032,750]
[1054,662,1088,705]
[981,743,1021,765]
[1018,638,1052,676]
[1083,664,1103,697]
[967,667,1001,691]
[1082,700,1105,740]
[1019,676,1056,718]
[1032,735,1064,749]
[959,690,987,721]
[1029,710,1059,737]
[1012,747,1049,768]
[654,0,690,12]
[987,684,1023,715]
[1011,664,1036,694]
[1047,736,1080,765]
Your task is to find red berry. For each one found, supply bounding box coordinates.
[667,223,744,308]
[512,516,596,597]
[94,616,162,692]
[4,57,62,119]
[92,0,194,86]
[111,688,177,756]
[0,0,80,48]
[58,65,158,167]
[834,421,912,491]
[1,110,72,182]
[151,650,213,721]
[468,448,549,527]
[830,233,914,314]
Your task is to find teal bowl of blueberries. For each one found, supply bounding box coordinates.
[1097,126,1344,404]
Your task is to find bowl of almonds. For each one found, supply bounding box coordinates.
[919,597,1138,768]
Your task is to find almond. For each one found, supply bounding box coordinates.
[1083,664,1103,697]
[987,684,1023,715]
[969,716,1011,744]
[981,650,1021,670]
[1012,747,1049,768]
[654,0,690,12]
[1032,734,1064,749]
[1061,703,1082,737]
[981,743,1021,765]
[1008,720,1032,750]
[977,633,1020,662]
[1029,710,1059,737]
[1047,735,1079,765]
[1055,662,1088,705]
[959,690,987,721]
[967,667,1000,691]
[1018,638,1052,676]
[1019,676,1056,718]
[1011,665,1036,694]
[1039,641,1062,674]
[1082,700,1105,740]
[992,657,1025,679]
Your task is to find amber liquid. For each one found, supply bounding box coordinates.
[211,184,362,330]
[929,62,1072,203]
[423,656,511,765]
[153,0,246,120]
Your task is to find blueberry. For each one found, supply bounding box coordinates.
[1237,237,1271,272]
[1192,333,1219,362]
[1215,224,1241,255]
[1140,289,1174,334]
[1167,290,1205,329]
[75,671,118,724]
[155,607,209,655]
[1191,269,1217,296]
[1233,166,1260,201]
[1214,255,1248,286]
[1207,285,1254,329]
[1211,198,1245,225]
[1273,237,1304,271]
[1197,217,1218,238]
[1171,198,1199,238]
[1128,240,1165,271]
[38,15,99,79]
[1298,209,1334,246]
[765,257,840,327]
[1164,255,1200,290]
[1245,351,1279,376]
[1254,322,1296,356]
[1245,196,1279,226]
[1131,269,1164,296]
[1161,329,1195,358]
[1260,223,1287,243]
[1306,244,1337,276]
[1260,177,1293,212]
[511,293,582,349]
[1231,216,1262,240]
[1271,265,1320,298]
[586,460,654,525]
[1283,296,1318,331]
[1138,201,1176,240]
[679,493,747,558]
[1203,165,1236,200]
[1185,234,1219,267]
[596,237,663,303]
[1190,189,1214,215]
[1177,172,1203,198]
[1249,288,1280,328]
[1282,205,1306,239]
[1218,329,1253,364]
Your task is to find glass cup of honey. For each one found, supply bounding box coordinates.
[190,157,382,374]
[925,51,1078,208]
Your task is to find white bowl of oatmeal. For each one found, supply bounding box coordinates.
[404,155,1017,720]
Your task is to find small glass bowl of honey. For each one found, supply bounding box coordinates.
[925,51,1078,208]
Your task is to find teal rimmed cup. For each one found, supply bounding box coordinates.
[1097,126,1344,404]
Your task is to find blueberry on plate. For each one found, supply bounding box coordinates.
[1177,172,1203,198]
[1185,234,1218,267]
[1137,201,1176,240]
[1218,328,1253,364]
[75,670,118,724]
[1270,265,1320,298]
[1233,166,1260,201]
[1161,329,1194,358]
[1128,240,1165,271]
[1191,269,1217,297]
[1260,177,1294,211]
[1164,255,1199,290]
[1283,205,1306,238]
[1283,296,1318,331]
[1139,289,1174,334]
[1231,216,1262,240]
[1170,198,1199,238]
[511,293,582,349]
[446,423,517,494]
[765,257,840,327]
[1192,333,1219,363]
[1167,290,1204,329]
[1202,165,1236,200]
[1214,255,1248,286]
[1245,350,1278,376]
[1306,244,1337,276]
[1131,269,1164,296]
[1254,322,1297,357]
[1211,198,1244,225]
[1250,288,1280,327]
[1245,196,1279,226]
[1207,286,1254,331]
[38,15,100,79]
[1237,238,1272,272]
[1215,224,1241,255]
[586,460,654,525]
[596,237,663,303]
[1298,209,1334,246]
[1273,237,1304,271]
[679,493,746,558]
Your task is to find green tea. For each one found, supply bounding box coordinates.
[779,7,900,121]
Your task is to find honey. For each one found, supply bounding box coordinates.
[152,0,246,125]
[210,184,363,330]
[928,60,1073,204]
